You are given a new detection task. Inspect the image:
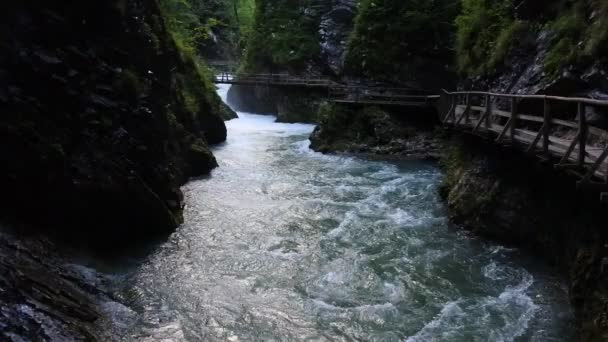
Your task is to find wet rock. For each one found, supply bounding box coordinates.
[310,104,443,160]
[0,0,228,242]
[0,229,108,341]
[319,0,357,75]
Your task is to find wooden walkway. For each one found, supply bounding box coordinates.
[214,71,608,195]
[213,72,433,107]
[440,91,608,191]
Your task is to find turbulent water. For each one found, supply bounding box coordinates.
[95,85,575,341]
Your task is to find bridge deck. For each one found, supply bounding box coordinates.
[213,72,433,108]
[442,93,608,192]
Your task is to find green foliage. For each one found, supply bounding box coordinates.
[345,0,459,82]
[455,0,524,75]
[544,1,586,75]
[241,0,321,72]
[455,0,608,77]
[544,0,608,75]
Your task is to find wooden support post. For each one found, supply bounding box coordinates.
[455,94,471,126]
[543,99,551,156]
[527,128,545,154]
[443,95,456,124]
[560,137,579,164]
[578,103,587,167]
[473,94,491,132]
[510,97,518,144]
[579,146,608,184]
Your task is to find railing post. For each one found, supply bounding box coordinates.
[484,94,491,129]
[578,102,587,167]
[543,98,551,156]
[510,97,518,144]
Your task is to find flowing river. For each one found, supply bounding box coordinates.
[96,85,575,341]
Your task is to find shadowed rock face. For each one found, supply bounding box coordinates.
[0,0,230,243]
[319,0,357,75]
[0,229,108,341]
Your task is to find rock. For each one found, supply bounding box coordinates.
[0,1,227,243]
[310,103,443,159]
[319,0,357,75]
[0,229,109,341]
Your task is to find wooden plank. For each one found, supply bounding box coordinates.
[489,108,544,123]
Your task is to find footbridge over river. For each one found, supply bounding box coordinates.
[214,72,608,198]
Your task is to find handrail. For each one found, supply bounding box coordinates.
[441,90,608,190]
[444,90,608,107]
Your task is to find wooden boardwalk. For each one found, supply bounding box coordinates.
[214,71,608,195]
[213,72,433,107]
[440,91,608,191]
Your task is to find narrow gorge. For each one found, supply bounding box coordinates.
[1,0,607,341]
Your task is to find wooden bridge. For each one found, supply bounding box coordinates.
[214,72,608,196]
[440,91,608,194]
[213,72,434,107]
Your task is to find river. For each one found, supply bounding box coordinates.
[96,84,575,341]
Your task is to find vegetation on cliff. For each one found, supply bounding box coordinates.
[159,0,255,60]
[345,0,459,87]
[455,0,608,77]
[241,0,321,72]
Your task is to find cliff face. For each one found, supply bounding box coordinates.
[456,0,608,100]
[0,0,233,242]
[344,0,459,89]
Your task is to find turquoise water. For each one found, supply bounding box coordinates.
[96,85,574,341]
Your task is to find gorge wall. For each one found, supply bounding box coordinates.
[1,0,233,242]
[0,0,235,339]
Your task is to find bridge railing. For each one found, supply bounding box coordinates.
[214,72,335,87]
[441,90,608,187]
[328,85,436,106]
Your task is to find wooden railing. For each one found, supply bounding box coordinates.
[440,90,608,188]
[214,70,608,195]
[214,72,434,107]
[214,72,335,88]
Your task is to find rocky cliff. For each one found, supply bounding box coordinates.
[456,0,608,101]
[0,0,236,339]
[226,0,358,122]
[0,0,234,243]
